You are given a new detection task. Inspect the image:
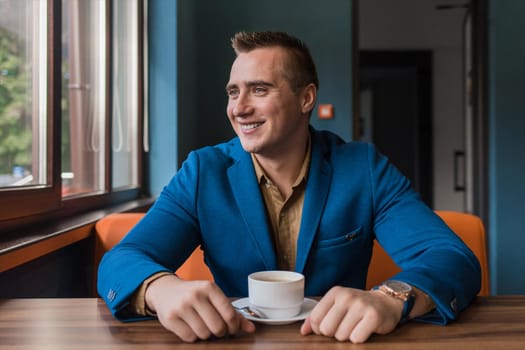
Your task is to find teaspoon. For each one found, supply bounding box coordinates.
[235,306,265,319]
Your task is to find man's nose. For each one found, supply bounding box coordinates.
[232,93,253,117]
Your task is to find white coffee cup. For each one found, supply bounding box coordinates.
[248,270,305,319]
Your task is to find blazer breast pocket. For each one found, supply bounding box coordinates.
[316,226,363,249]
[305,226,370,291]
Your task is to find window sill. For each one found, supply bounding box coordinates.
[0,197,155,272]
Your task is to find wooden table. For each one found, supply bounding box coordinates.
[0,296,524,349]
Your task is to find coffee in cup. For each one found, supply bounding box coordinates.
[248,270,305,319]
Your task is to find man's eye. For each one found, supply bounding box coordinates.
[227,90,239,98]
[254,87,266,95]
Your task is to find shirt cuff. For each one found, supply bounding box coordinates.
[128,271,173,316]
[414,286,437,316]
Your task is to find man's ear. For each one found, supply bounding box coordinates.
[301,83,317,115]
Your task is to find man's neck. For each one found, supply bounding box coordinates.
[254,136,310,198]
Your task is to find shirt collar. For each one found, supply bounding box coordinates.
[251,134,311,187]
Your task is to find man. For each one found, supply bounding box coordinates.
[98,31,480,343]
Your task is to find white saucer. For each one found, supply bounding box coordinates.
[232,298,318,325]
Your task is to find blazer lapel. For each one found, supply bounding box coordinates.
[228,145,277,270]
[295,131,332,273]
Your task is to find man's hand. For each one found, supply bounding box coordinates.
[145,274,255,342]
[300,286,404,343]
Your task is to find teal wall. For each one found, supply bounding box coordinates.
[488,0,525,294]
[148,0,178,196]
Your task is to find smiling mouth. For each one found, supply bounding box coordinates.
[240,122,263,131]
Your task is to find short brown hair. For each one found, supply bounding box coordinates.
[231,31,319,92]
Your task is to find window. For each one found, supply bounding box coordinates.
[112,0,141,190]
[61,0,106,196]
[0,0,147,229]
[0,0,46,188]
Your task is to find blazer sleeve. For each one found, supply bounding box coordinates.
[367,143,481,324]
[97,151,204,320]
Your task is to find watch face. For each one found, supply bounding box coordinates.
[385,280,412,293]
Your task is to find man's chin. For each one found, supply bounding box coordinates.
[239,140,260,154]
[241,146,259,154]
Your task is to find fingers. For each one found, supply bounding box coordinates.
[303,287,396,344]
[205,287,255,335]
[167,307,212,342]
[151,278,249,342]
[182,289,256,340]
[305,287,339,336]
[240,316,256,333]
[300,317,312,335]
[184,281,245,339]
[345,314,377,343]
[206,284,243,335]
[191,297,231,339]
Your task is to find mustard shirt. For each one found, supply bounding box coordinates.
[251,141,310,271]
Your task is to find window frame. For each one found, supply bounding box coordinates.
[0,0,148,233]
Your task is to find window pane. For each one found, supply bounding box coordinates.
[61,0,106,196]
[112,0,139,189]
[0,0,47,189]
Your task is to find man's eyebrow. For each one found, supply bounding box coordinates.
[246,80,274,88]
[225,80,274,91]
[225,83,238,91]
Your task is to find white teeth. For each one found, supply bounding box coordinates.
[240,123,262,130]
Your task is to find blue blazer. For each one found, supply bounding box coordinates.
[98,128,480,324]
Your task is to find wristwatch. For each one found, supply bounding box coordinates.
[373,280,416,324]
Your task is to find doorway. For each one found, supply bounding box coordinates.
[355,0,487,216]
[359,50,433,206]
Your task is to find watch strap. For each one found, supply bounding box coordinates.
[399,292,415,324]
[373,281,416,324]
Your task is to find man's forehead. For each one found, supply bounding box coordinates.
[233,47,289,67]
[229,62,279,83]
[227,48,291,89]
